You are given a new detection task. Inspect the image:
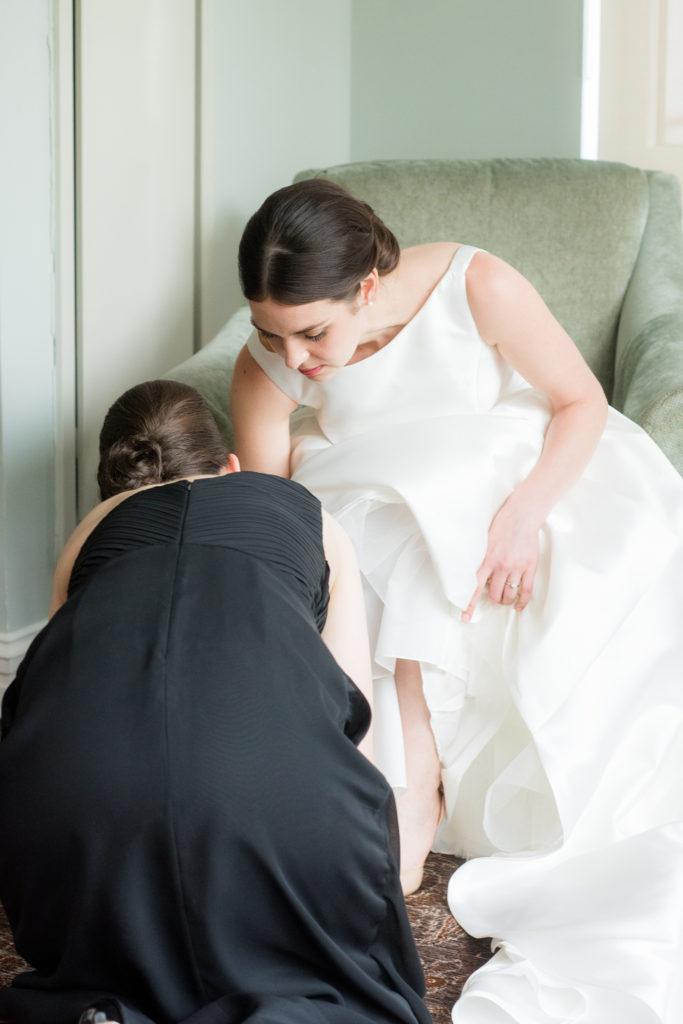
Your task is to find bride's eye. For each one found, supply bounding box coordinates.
[305,331,326,342]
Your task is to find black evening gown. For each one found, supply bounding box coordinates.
[0,474,431,1024]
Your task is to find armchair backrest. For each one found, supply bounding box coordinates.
[294,157,671,401]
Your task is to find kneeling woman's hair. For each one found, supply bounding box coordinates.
[97,379,228,500]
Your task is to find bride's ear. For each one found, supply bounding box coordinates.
[220,454,240,475]
[358,269,379,307]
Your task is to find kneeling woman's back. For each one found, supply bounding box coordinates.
[0,381,430,1024]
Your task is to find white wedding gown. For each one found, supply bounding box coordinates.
[246,245,683,1024]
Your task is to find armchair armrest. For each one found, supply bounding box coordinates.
[613,313,683,473]
[163,307,252,448]
[613,171,683,475]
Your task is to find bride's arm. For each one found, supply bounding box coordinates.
[321,510,374,761]
[462,251,608,621]
[230,346,298,476]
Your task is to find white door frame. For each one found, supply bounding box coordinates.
[597,0,683,190]
[54,0,78,545]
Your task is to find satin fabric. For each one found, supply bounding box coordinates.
[246,246,683,1023]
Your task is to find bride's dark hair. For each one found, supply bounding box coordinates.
[238,178,400,304]
[97,380,228,500]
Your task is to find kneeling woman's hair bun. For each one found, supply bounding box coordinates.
[97,380,228,500]
[100,435,165,497]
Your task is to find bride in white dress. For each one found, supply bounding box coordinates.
[229,178,683,1024]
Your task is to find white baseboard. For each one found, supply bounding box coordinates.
[0,621,46,697]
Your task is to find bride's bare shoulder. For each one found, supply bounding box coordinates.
[391,243,461,317]
[399,242,460,276]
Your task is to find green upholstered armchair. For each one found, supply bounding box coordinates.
[166,157,683,474]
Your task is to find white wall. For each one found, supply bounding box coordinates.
[200,0,353,343]
[0,0,57,685]
[350,0,584,161]
[200,0,585,339]
[76,0,198,513]
[598,0,683,192]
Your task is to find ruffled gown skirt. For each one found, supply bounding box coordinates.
[290,396,683,1024]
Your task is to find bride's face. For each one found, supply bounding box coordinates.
[248,295,365,382]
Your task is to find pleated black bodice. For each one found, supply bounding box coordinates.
[69,472,331,631]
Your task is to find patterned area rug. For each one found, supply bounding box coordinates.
[0,853,491,1022]
[405,854,492,1021]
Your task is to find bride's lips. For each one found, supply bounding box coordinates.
[299,365,324,377]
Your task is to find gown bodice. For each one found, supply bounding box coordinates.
[246,245,533,443]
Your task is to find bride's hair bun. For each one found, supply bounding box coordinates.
[239,178,400,305]
[97,380,229,500]
[368,208,401,276]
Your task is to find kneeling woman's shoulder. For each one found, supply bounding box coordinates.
[49,489,139,618]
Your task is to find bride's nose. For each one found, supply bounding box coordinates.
[283,338,309,370]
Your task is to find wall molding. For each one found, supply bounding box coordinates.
[0,621,45,695]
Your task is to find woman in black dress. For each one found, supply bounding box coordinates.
[0,381,431,1024]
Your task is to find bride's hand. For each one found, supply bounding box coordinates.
[461,499,540,622]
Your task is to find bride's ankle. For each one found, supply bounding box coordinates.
[397,780,445,894]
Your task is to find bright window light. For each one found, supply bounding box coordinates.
[581,0,601,158]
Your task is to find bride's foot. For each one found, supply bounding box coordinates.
[78,1002,121,1023]
[398,782,444,895]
